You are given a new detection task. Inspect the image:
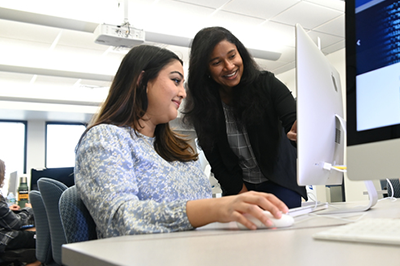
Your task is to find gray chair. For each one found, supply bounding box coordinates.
[29,190,58,266]
[59,186,97,243]
[38,178,68,265]
[387,178,400,198]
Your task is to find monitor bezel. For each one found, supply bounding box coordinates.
[346,0,400,147]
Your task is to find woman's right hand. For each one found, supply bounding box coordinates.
[9,204,20,211]
[213,191,288,229]
[186,191,288,230]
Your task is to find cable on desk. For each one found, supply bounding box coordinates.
[378,178,397,202]
[308,212,367,223]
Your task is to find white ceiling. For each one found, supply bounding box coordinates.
[0,0,345,122]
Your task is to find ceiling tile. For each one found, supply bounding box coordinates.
[139,0,215,37]
[271,1,342,29]
[172,0,230,9]
[305,0,345,12]
[314,14,345,38]
[223,0,300,20]
[323,39,345,55]
[258,21,296,49]
[307,30,343,50]
[206,10,265,48]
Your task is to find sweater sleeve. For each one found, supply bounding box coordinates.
[75,125,195,237]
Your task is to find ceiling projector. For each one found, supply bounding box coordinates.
[94,23,145,48]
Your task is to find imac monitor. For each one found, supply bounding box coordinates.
[346,0,400,181]
[8,171,18,196]
[296,24,345,187]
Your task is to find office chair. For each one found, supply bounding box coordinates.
[387,178,400,198]
[29,190,58,266]
[59,186,97,244]
[38,178,68,266]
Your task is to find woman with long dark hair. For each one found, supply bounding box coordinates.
[183,27,307,208]
[75,45,289,236]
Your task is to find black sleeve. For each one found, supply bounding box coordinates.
[203,144,243,196]
[267,72,297,133]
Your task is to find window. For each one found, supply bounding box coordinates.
[0,120,26,195]
[46,123,86,168]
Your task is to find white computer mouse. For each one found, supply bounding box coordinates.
[237,211,294,229]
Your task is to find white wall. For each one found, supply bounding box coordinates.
[26,120,46,186]
[277,48,381,203]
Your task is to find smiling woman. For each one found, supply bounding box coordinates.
[183,26,307,208]
[74,44,290,238]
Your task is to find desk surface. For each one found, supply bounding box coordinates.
[62,199,400,266]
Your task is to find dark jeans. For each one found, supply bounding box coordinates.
[244,181,302,209]
[6,231,36,250]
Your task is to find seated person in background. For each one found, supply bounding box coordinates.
[75,45,289,238]
[0,159,40,266]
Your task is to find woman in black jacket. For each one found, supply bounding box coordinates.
[183,27,307,208]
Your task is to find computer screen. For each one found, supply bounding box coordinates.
[296,22,378,213]
[30,167,75,191]
[295,24,345,187]
[8,171,18,196]
[346,0,400,182]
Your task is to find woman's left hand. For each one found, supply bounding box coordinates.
[287,120,297,141]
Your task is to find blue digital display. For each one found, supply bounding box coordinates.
[356,0,400,75]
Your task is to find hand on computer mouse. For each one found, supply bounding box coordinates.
[237,211,294,230]
[217,191,288,230]
[187,191,289,229]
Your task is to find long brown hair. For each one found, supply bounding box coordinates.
[81,45,197,162]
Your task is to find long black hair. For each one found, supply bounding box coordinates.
[183,27,265,151]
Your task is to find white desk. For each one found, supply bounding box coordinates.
[62,199,400,266]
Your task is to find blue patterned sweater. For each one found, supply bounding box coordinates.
[75,124,212,238]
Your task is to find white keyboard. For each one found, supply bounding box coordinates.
[313,218,400,245]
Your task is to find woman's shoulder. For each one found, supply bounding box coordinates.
[87,124,133,137]
[82,124,138,145]
[257,70,276,82]
[256,71,287,92]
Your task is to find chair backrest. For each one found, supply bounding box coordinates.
[38,177,68,265]
[29,190,54,264]
[387,178,400,198]
[59,186,97,243]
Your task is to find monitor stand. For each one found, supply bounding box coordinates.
[317,180,378,215]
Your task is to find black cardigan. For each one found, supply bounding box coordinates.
[201,71,307,199]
